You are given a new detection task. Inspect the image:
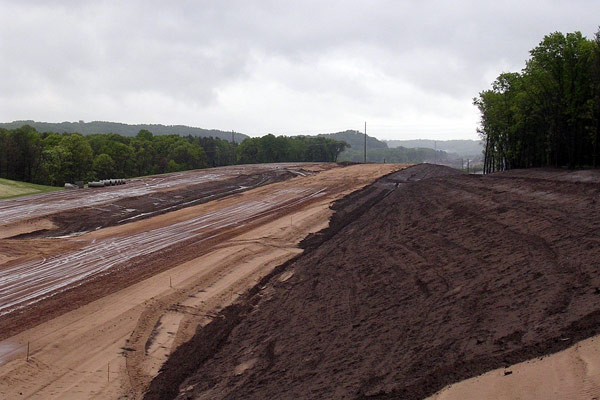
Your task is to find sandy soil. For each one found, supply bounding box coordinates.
[0,162,403,399]
[149,164,600,400]
[429,334,600,400]
[0,219,56,240]
[0,163,337,332]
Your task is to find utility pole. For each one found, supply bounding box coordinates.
[364,121,367,163]
[231,130,235,165]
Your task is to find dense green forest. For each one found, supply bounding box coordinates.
[475,29,600,173]
[236,134,347,164]
[0,126,347,186]
[1,123,459,187]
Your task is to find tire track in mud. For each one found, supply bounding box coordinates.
[434,177,599,321]
[123,244,298,398]
[0,164,324,227]
[0,187,326,316]
[0,185,330,341]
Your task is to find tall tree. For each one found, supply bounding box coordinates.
[476,30,600,171]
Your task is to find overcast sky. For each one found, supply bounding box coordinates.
[0,1,598,140]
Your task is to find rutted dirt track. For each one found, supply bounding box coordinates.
[0,163,312,239]
[144,164,600,400]
[0,162,403,399]
[0,163,333,336]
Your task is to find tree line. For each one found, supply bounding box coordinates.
[475,29,600,173]
[236,134,347,164]
[0,126,347,186]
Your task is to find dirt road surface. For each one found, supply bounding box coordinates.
[0,162,403,399]
[0,163,324,239]
[0,163,332,332]
[148,164,600,400]
[0,165,255,226]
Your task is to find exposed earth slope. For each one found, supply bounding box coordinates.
[147,164,600,400]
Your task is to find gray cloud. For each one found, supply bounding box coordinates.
[0,0,598,139]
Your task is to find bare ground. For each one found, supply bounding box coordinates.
[0,164,331,339]
[2,167,312,239]
[0,162,403,399]
[143,164,600,400]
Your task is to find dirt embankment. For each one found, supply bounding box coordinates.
[142,164,461,399]
[144,164,600,400]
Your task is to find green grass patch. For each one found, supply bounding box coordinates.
[0,178,64,199]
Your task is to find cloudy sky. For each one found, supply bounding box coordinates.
[0,1,598,140]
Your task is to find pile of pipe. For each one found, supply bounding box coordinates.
[88,179,126,188]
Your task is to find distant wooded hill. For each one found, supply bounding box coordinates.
[314,131,481,160]
[0,120,248,143]
[386,139,483,159]
[310,130,453,164]
[317,130,388,150]
[338,146,448,164]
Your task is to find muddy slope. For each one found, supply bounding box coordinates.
[143,164,462,399]
[13,171,296,239]
[145,164,600,400]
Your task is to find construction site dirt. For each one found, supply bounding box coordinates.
[0,163,331,340]
[0,164,327,240]
[143,164,600,400]
[0,162,404,399]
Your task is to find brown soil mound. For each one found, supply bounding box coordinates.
[144,164,600,400]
